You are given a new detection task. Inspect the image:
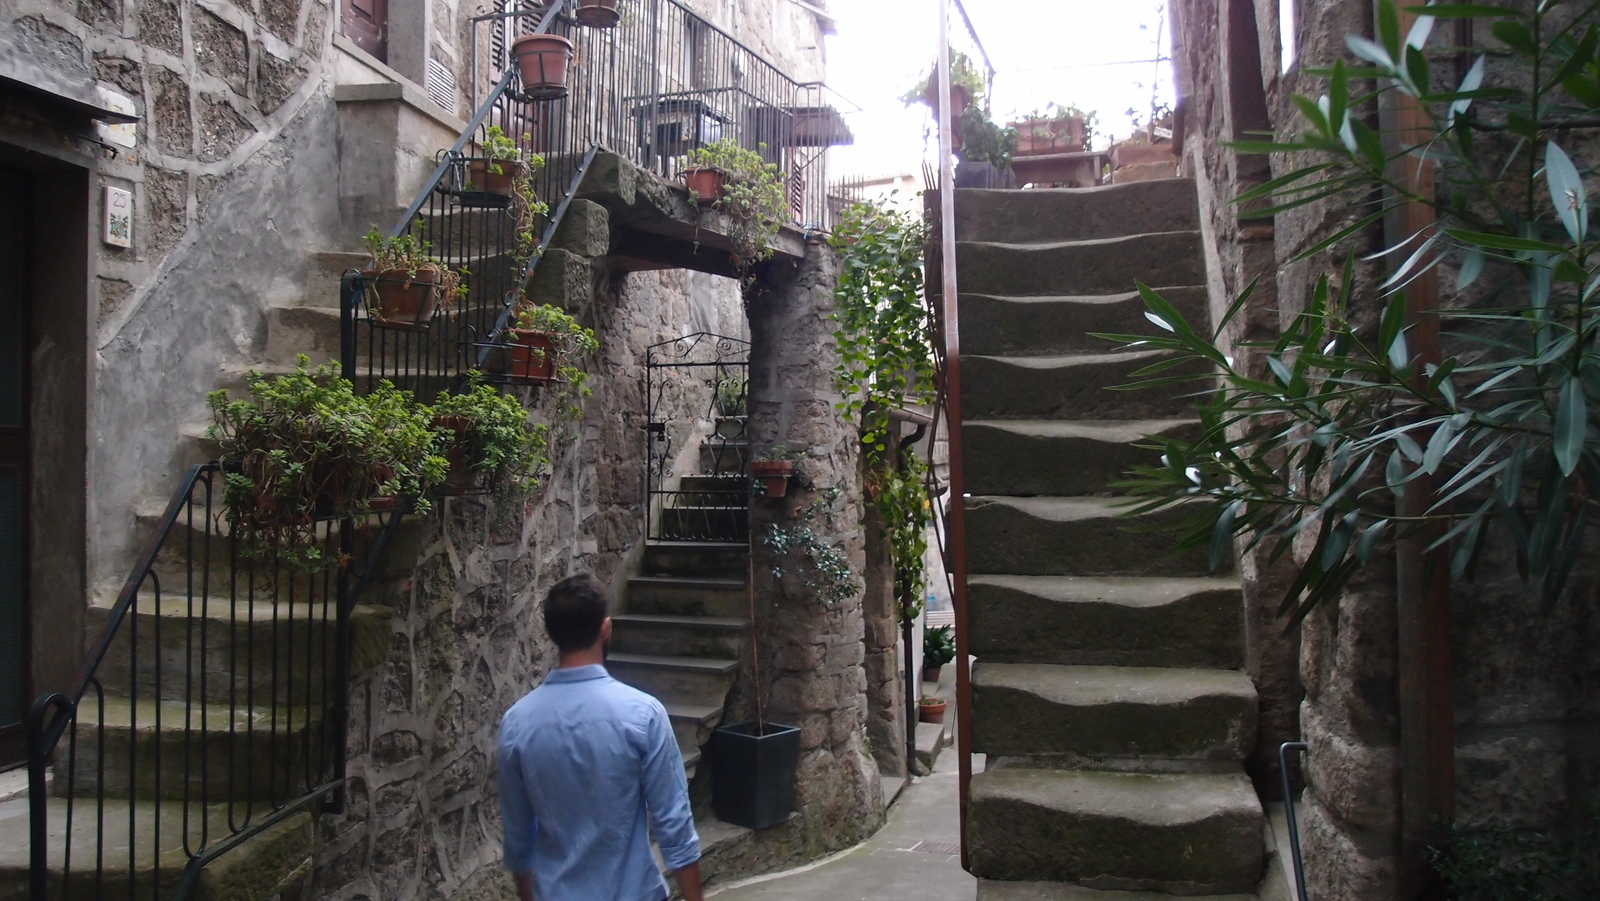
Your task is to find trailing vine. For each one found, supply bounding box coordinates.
[762,487,860,607]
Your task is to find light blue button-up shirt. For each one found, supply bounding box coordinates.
[497,664,700,901]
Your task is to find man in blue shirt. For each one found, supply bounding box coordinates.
[498,574,704,901]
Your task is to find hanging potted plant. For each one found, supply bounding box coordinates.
[511,31,574,99]
[922,624,955,685]
[428,376,550,496]
[750,445,799,499]
[499,303,599,386]
[361,227,466,331]
[462,125,536,205]
[574,0,620,27]
[918,695,948,724]
[682,164,728,206]
[682,138,788,271]
[207,357,447,572]
[900,50,985,151]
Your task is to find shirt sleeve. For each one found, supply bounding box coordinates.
[497,726,538,875]
[639,699,700,871]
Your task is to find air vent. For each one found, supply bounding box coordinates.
[426,58,458,115]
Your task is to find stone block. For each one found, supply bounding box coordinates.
[954,179,1200,244]
[965,496,1219,578]
[193,6,249,95]
[137,0,185,55]
[959,286,1210,357]
[550,198,611,257]
[957,230,1205,298]
[964,419,1199,498]
[960,350,1208,422]
[150,66,193,157]
[197,94,256,162]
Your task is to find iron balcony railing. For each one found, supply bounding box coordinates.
[25,464,411,900]
[344,0,853,400]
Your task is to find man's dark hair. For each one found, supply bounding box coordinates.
[543,574,609,653]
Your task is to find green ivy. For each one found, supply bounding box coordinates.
[762,488,860,607]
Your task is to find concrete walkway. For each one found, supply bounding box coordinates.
[708,755,976,901]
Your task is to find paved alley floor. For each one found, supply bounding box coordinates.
[707,756,976,901]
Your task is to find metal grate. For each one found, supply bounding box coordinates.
[907,840,962,856]
[426,57,458,114]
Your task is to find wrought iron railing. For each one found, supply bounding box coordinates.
[24,464,409,900]
[344,0,851,399]
[645,332,749,543]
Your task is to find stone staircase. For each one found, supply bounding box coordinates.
[955,179,1268,898]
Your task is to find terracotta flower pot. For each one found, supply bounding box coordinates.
[362,267,442,331]
[922,664,942,685]
[512,34,574,98]
[464,158,523,197]
[684,166,727,205]
[575,0,620,27]
[503,329,560,385]
[750,460,794,498]
[1011,117,1087,156]
[918,698,948,724]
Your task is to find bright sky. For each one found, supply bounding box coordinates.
[824,0,1176,179]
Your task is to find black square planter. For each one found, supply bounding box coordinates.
[710,721,801,830]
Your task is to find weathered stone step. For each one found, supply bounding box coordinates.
[0,797,314,901]
[960,287,1208,357]
[699,440,750,475]
[611,614,749,659]
[971,664,1257,761]
[263,303,349,363]
[977,880,1254,901]
[956,231,1204,298]
[955,180,1200,245]
[626,575,749,618]
[666,702,724,765]
[968,575,1244,669]
[961,350,1205,422]
[967,768,1264,893]
[89,591,393,705]
[59,696,325,802]
[965,419,1198,497]
[606,653,740,709]
[642,542,749,579]
[966,497,1218,578]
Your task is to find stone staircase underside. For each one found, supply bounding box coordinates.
[956,179,1268,896]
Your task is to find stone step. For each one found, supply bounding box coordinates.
[658,506,748,543]
[666,484,751,509]
[954,180,1200,245]
[263,303,347,363]
[971,664,1257,761]
[0,797,314,901]
[977,880,1255,901]
[606,653,740,710]
[964,419,1198,497]
[611,614,749,659]
[57,696,326,803]
[960,351,1206,421]
[959,287,1208,357]
[967,768,1264,893]
[966,497,1219,578]
[955,231,1205,298]
[968,575,1244,669]
[626,575,750,618]
[88,591,393,705]
[666,702,724,762]
[641,542,749,579]
[679,475,750,494]
[699,441,750,475]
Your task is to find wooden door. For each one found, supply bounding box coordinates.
[342,0,388,61]
[0,169,28,766]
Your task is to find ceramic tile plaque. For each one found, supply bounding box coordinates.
[103,185,132,248]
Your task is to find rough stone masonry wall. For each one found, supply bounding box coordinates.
[306,205,753,901]
[1174,1,1600,899]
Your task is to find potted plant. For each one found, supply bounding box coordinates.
[428,376,550,495]
[1010,103,1096,156]
[918,696,948,725]
[207,357,447,572]
[954,106,1019,189]
[900,49,985,127]
[361,227,467,331]
[682,138,788,270]
[711,720,803,830]
[499,303,599,386]
[922,624,955,684]
[750,445,800,499]
[682,165,728,206]
[511,32,574,99]
[462,126,531,203]
[574,0,620,28]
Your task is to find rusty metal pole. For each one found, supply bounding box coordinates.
[1384,8,1455,898]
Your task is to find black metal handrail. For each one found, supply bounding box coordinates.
[344,0,851,399]
[25,464,408,900]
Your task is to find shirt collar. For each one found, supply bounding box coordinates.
[544,664,609,684]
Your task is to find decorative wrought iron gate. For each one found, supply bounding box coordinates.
[644,333,750,543]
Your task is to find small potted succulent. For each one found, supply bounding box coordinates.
[682,139,788,270]
[361,227,467,331]
[574,0,620,27]
[922,624,955,685]
[499,303,599,386]
[428,376,550,495]
[1010,103,1096,156]
[511,31,575,99]
[751,445,801,499]
[463,126,534,203]
[918,695,948,725]
[207,357,447,572]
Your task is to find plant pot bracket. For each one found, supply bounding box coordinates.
[463,337,568,387]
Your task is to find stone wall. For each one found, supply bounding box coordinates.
[1171,1,1600,898]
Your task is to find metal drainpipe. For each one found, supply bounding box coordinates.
[1381,7,1456,897]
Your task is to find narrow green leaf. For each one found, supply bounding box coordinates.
[1456,247,1486,290]
[1555,376,1586,476]
[1356,519,1390,563]
[1545,140,1589,244]
[1211,500,1243,571]
[1444,229,1567,254]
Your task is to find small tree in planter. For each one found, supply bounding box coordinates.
[682,138,788,272]
[361,227,467,331]
[207,357,448,572]
[428,376,550,496]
